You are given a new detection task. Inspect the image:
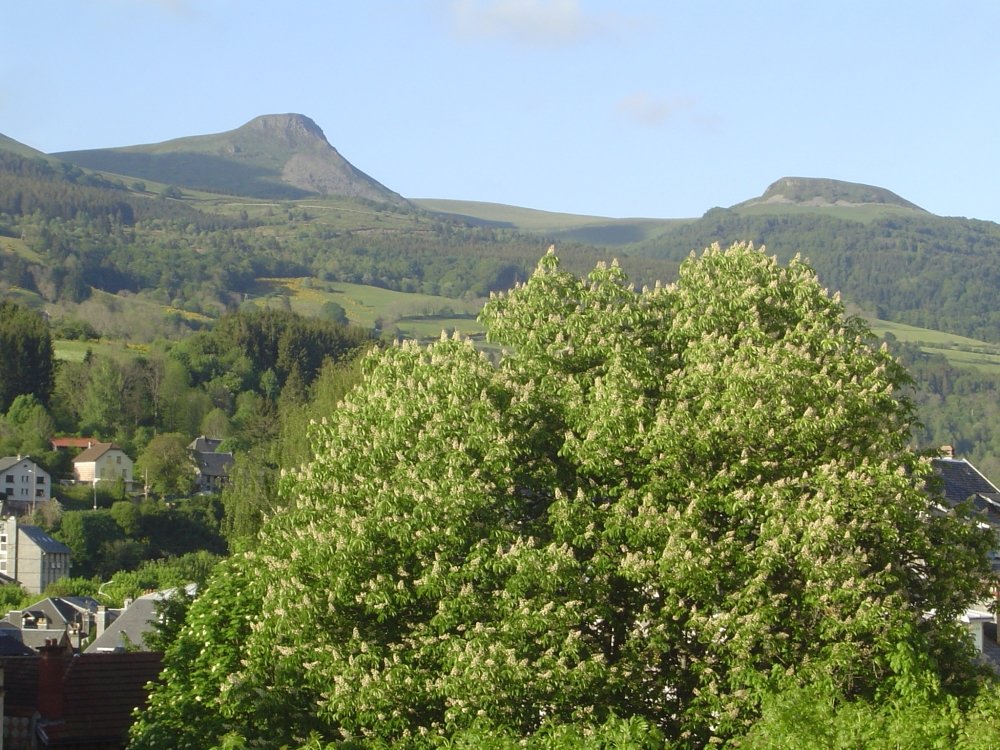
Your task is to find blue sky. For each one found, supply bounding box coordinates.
[3,1,998,221]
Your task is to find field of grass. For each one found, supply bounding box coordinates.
[251,278,485,340]
[867,318,1000,374]
[53,338,148,363]
[0,236,42,262]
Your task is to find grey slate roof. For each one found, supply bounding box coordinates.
[932,457,1000,520]
[194,450,234,478]
[22,596,99,628]
[85,584,196,653]
[18,525,72,554]
[0,629,34,656]
[188,436,224,453]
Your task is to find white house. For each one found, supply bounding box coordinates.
[0,456,51,507]
[72,442,134,488]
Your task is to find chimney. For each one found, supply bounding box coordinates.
[96,605,111,637]
[8,609,22,629]
[37,638,68,720]
[940,445,955,459]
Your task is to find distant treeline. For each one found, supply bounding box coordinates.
[0,151,679,327]
[638,207,1000,342]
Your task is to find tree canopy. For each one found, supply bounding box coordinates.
[0,300,54,412]
[129,244,996,750]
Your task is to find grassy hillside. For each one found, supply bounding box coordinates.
[867,318,1000,374]
[0,133,51,160]
[54,114,407,204]
[251,277,484,341]
[413,198,691,246]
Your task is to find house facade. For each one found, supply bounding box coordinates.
[0,517,72,595]
[72,443,133,488]
[187,436,234,493]
[0,456,51,506]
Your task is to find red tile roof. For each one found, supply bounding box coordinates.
[50,438,97,451]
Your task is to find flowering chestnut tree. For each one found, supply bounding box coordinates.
[130,244,994,750]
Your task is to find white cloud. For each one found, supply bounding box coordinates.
[448,0,638,46]
[617,92,720,131]
[95,0,198,18]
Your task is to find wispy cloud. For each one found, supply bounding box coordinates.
[448,0,640,46]
[617,91,721,131]
[96,0,198,18]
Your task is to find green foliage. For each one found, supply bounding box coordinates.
[52,496,225,580]
[0,394,55,455]
[0,582,30,612]
[0,300,54,412]
[41,575,101,599]
[319,300,349,326]
[136,433,196,497]
[55,510,124,579]
[130,245,996,749]
[737,667,1000,750]
[98,550,220,608]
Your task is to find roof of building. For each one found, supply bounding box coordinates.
[931,457,1000,520]
[18,525,72,555]
[21,597,99,628]
[73,442,128,464]
[0,629,35,656]
[2,649,163,747]
[85,585,195,654]
[0,455,45,473]
[188,435,224,453]
[193,450,234,478]
[50,437,98,450]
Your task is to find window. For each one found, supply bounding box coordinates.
[4,488,11,497]
[35,488,44,497]
[36,476,45,485]
[116,455,121,464]
[4,475,12,484]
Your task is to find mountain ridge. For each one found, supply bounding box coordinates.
[737,176,926,212]
[51,114,407,205]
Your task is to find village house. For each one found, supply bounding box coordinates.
[0,596,100,652]
[187,435,234,493]
[0,455,51,507]
[0,517,72,595]
[72,443,134,489]
[932,447,1000,672]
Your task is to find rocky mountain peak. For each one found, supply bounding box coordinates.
[241,113,329,148]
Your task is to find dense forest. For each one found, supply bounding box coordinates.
[636,207,1000,342]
